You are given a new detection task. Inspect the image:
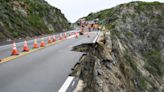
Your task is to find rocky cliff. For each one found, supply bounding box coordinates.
[0,0,70,42]
[72,1,164,92]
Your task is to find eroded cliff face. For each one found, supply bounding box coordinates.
[0,0,70,41]
[72,1,164,92]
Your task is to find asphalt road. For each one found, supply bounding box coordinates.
[0,32,98,92]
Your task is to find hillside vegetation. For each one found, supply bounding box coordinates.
[0,0,70,41]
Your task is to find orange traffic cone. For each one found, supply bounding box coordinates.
[48,36,52,43]
[75,32,78,38]
[59,34,63,40]
[64,33,67,39]
[52,35,56,42]
[23,40,29,52]
[33,38,38,48]
[11,42,19,55]
[40,38,45,47]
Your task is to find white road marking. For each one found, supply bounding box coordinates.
[71,81,75,86]
[93,32,100,43]
[58,76,75,92]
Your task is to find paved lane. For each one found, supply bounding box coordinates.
[0,32,98,92]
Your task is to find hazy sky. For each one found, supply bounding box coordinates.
[45,0,164,22]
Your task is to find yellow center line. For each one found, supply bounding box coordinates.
[0,39,65,64]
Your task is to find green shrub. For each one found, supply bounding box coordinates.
[12,31,19,37]
[143,49,163,76]
[125,31,134,38]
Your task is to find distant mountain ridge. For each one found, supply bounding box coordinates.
[0,0,70,41]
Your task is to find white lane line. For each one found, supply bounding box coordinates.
[93,32,100,43]
[58,76,75,92]
[71,81,75,86]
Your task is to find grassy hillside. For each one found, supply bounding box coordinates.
[0,0,70,41]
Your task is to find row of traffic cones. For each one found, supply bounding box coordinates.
[11,39,37,55]
[11,32,79,55]
[11,35,57,55]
